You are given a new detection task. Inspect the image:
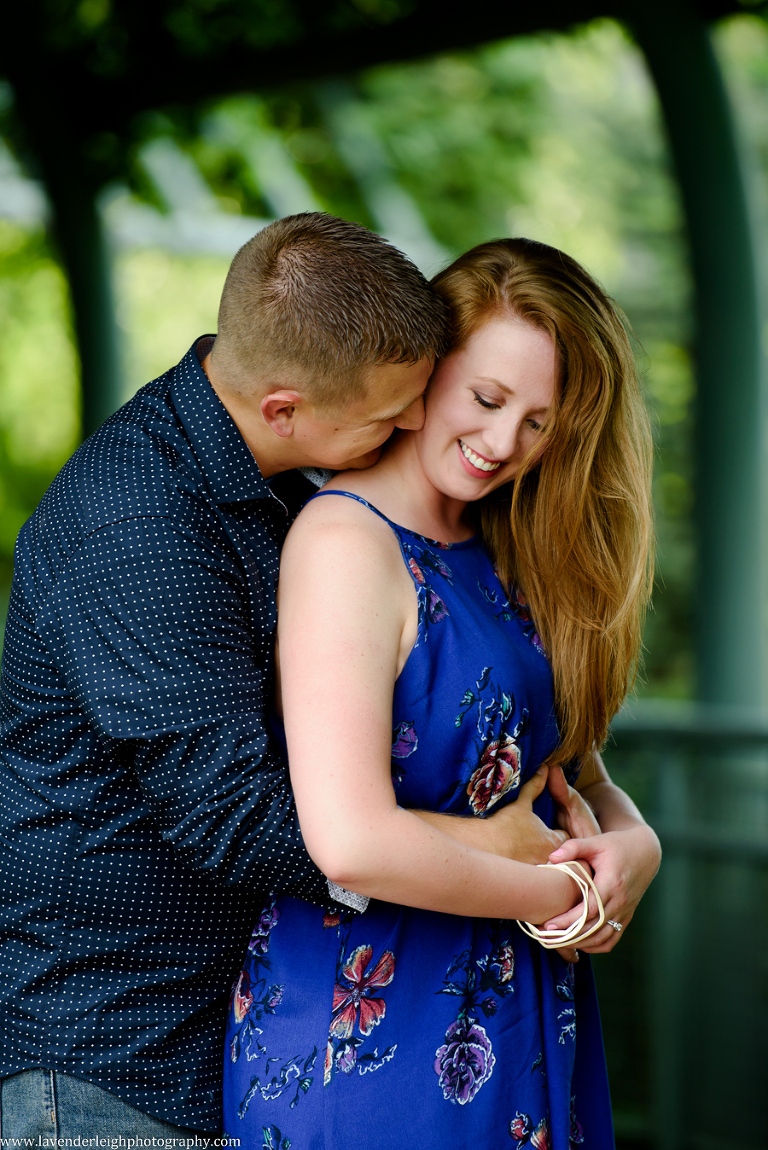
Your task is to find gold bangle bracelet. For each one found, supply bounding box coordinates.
[518,861,606,950]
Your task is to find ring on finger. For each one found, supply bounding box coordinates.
[607,919,622,932]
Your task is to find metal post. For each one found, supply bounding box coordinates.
[629,0,767,709]
[625,8,768,1146]
[51,183,124,438]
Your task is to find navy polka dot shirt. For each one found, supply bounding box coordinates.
[0,338,329,1131]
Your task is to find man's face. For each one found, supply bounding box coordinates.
[292,358,433,470]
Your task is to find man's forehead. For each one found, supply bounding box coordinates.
[354,357,433,420]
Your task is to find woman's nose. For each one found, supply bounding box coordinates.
[484,419,524,463]
[395,395,426,431]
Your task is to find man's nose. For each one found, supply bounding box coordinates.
[395,395,426,432]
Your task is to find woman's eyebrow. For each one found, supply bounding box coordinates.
[475,375,511,392]
[475,377,551,414]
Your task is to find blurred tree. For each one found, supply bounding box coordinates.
[2,8,767,686]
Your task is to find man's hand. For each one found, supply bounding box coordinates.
[544,765,602,963]
[547,765,601,840]
[412,765,567,863]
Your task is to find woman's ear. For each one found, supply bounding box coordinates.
[260,391,304,438]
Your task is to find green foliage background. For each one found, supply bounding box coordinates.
[1,15,767,697]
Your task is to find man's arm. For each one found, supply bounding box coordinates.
[42,515,328,901]
[412,765,568,863]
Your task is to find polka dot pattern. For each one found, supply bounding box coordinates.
[0,339,328,1132]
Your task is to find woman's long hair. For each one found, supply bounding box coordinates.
[432,238,654,766]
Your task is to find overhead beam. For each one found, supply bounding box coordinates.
[2,2,744,142]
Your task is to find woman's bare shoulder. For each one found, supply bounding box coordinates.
[282,485,405,578]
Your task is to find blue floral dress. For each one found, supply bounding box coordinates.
[223,492,613,1150]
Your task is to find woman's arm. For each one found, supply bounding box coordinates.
[278,498,581,924]
[542,755,662,951]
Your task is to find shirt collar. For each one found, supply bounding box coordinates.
[170,337,271,503]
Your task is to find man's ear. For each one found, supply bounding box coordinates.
[260,391,304,438]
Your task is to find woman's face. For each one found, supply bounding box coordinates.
[414,314,557,502]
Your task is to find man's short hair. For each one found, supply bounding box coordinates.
[210,212,450,409]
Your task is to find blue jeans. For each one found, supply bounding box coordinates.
[0,1071,218,1144]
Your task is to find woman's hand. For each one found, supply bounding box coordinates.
[545,824,661,952]
[544,765,601,962]
[543,759,661,953]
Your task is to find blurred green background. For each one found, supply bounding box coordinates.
[4,14,768,692]
[2,4,768,1147]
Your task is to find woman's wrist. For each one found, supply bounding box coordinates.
[528,861,583,924]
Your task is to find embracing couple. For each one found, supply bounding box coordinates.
[0,213,660,1149]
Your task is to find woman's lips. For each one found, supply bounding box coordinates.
[458,439,503,477]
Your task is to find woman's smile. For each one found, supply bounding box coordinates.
[457,439,503,475]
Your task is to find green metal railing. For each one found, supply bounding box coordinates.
[599,701,768,1150]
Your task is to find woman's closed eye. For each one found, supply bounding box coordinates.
[472,391,501,411]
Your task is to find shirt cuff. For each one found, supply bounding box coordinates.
[327,879,369,913]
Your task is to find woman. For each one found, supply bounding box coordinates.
[223,238,660,1148]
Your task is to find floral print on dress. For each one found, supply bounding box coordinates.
[509,1116,550,1149]
[456,666,530,815]
[229,898,318,1118]
[483,574,546,656]
[324,918,398,1087]
[569,1096,585,1148]
[248,897,281,956]
[531,1119,551,1150]
[435,924,517,1105]
[330,944,395,1039]
[391,720,418,788]
[261,1126,290,1150]
[510,1112,534,1142]
[435,1015,496,1105]
[401,539,453,644]
[466,731,522,815]
[556,966,577,1044]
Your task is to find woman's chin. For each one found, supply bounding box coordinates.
[434,469,511,504]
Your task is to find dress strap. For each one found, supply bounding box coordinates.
[304,489,414,571]
[305,489,397,528]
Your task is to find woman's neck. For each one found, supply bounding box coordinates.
[327,432,475,544]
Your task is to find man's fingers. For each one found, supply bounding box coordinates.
[549,837,593,863]
[518,765,549,807]
[546,764,570,806]
[556,946,580,964]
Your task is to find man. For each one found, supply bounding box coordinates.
[0,213,564,1140]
